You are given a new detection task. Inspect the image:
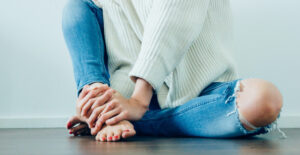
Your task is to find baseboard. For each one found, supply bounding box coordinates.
[0,115,299,128]
[0,116,70,128]
[277,115,300,128]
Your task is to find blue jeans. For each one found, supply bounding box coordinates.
[62,0,110,96]
[62,0,279,138]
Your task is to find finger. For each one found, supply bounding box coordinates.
[90,89,113,111]
[89,83,109,92]
[101,100,116,115]
[81,98,96,118]
[78,85,90,100]
[86,109,93,118]
[105,112,127,125]
[77,89,101,115]
[90,126,100,136]
[87,106,106,128]
[97,108,121,128]
[90,108,120,136]
[69,123,88,134]
[85,89,115,121]
[66,115,83,129]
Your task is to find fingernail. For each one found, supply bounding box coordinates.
[123,129,130,132]
[69,131,72,134]
[108,137,112,140]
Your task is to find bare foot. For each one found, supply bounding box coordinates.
[67,115,91,136]
[95,120,136,142]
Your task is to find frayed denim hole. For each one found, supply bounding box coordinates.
[227,96,261,136]
[224,79,260,135]
[235,108,261,135]
[257,112,287,138]
[226,79,287,138]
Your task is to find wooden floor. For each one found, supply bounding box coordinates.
[0,128,299,155]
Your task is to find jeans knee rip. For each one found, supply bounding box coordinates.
[225,79,287,139]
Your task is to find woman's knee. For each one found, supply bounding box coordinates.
[62,0,89,28]
[235,78,283,130]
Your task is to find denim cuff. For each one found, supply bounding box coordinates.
[76,75,110,97]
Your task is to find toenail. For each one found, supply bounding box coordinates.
[108,137,112,140]
[114,135,119,139]
[69,131,72,134]
[102,137,106,141]
[67,122,72,128]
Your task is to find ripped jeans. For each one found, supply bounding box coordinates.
[62,0,283,138]
[133,79,283,138]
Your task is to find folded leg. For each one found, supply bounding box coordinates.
[132,79,283,138]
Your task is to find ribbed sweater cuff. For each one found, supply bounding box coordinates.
[129,57,168,91]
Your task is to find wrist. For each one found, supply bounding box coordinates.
[129,97,149,111]
[131,78,153,107]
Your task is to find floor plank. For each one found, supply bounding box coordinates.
[0,128,299,155]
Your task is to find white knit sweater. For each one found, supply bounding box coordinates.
[92,0,239,109]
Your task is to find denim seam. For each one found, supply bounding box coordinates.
[78,75,110,87]
[201,82,229,94]
[84,0,100,10]
[138,95,223,122]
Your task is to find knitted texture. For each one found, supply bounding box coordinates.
[92,0,239,108]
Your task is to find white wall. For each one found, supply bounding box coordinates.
[0,0,299,128]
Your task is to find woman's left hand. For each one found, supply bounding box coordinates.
[88,90,148,135]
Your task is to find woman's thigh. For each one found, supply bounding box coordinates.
[132,78,277,138]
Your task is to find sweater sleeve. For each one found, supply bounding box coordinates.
[129,0,211,91]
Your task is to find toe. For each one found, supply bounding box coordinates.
[121,128,136,139]
[113,129,122,141]
[95,129,107,142]
[100,133,107,142]
[107,131,114,142]
[95,132,101,141]
[67,116,82,129]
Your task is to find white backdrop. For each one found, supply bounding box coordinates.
[0,0,299,128]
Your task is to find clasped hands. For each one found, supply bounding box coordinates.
[67,78,153,136]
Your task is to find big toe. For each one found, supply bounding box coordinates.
[67,116,81,129]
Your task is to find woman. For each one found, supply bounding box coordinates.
[62,0,284,142]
